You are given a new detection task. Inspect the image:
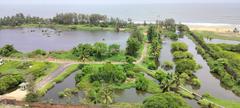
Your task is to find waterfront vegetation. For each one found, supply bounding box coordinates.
[171,42,201,88]
[190,32,240,96]
[1,13,240,108]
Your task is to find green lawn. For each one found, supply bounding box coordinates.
[204,96,240,108]
[0,60,59,82]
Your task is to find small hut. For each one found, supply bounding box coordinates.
[0,58,3,65]
[19,82,28,91]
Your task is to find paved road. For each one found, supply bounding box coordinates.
[35,63,72,89]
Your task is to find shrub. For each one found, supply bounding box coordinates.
[108,44,120,56]
[135,76,148,91]
[171,42,188,52]
[126,71,135,78]
[89,63,126,83]
[0,74,24,94]
[143,92,190,108]
[162,61,174,70]
[0,44,18,57]
[25,93,39,102]
[29,49,47,57]
[173,51,193,60]
[175,59,197,74]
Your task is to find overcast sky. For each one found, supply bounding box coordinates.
[1,0,240,5]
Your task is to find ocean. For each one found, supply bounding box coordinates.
[0,3,240,25]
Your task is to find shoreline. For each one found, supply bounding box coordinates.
[183,22,240,33]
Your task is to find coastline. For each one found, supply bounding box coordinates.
[183,22,240,33]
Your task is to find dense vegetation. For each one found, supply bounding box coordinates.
[0,60,59,94]
[72,43,122,61]
[190,32,240,95]
[144,25,162,70]
[126,28,144,57]
[143,92,190,108]
[0,44,19,57]
[171,42,200,88]
[0,74,24,94]
[0,13,129,29]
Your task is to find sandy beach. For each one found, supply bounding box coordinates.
[184,23,240,33]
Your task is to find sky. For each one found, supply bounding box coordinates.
[1,0,240,5]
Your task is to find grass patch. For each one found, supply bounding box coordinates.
[204,95,240,108]
[193,30,240,41]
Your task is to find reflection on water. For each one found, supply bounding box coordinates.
[0,28,130,52]
[114,88,152,103]
[41,71,85,104]
[158,38,175,72]
[42,71,154,104]
[204,38,240,45]
[179,36,240,101]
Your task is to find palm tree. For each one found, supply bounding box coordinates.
[100,85,114,105]
[161,73,182,92]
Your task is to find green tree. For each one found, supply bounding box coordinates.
[99,85,114,105]
[175,59,197,74]
[93,42,108,59]
[143,92,190,108]
[126,37,141,57]
[72,44,93,61]
[90,63,126,83]
[0,44,18,57]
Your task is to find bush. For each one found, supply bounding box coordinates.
[143,92,190,108]
[135,77,148,91]
[75,72,85,83]
[155,70,167,83]
[25,93,39,102]
[164,31,178,40]
[0,44,18,57]
[108,44,120,56]
[191,78,201,88]
[171,42,188,52]
[175,59,197,74]
[89,63,126,83]
[29,49,47,57]
[173,51,193,60]
[126,71,135,78]
[162,61,174,70]
[0,74,24,94]
[147,60,157,70]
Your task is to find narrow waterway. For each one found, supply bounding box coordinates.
[179,36,240,101]
[158,38,175,72]
[41,71,85,104]
[158,38,201,108]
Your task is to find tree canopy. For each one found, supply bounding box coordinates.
[143,92,190,108]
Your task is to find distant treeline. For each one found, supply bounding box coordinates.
[0,13,129,27]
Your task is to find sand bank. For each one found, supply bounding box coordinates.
[184,23,240,33]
